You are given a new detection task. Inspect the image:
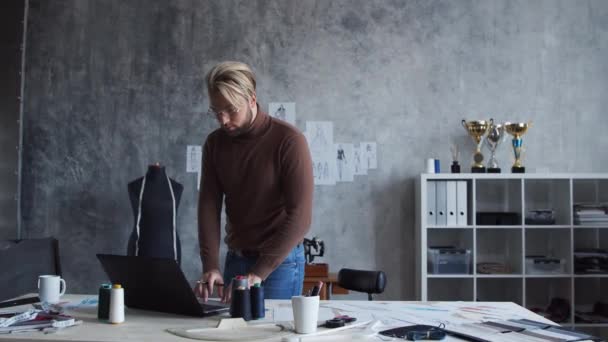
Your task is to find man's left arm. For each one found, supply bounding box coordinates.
[251,133,314,279]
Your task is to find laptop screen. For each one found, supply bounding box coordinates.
[97,254,228,317]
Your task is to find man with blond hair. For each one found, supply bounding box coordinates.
[195,61,314,302]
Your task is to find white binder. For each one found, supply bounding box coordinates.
[427,181,436,225]
[456,180,468,226]
[436,181,447,226]
[446,181,457,226]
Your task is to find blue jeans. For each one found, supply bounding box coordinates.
[223,244,305,299]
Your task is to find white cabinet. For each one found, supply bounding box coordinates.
[416,173,608,336]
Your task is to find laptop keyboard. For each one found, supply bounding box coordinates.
[197,298,229,310]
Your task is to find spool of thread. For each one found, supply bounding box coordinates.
[232,275,248,289]
[426,158,435,173]
[229,276,248,317]
[109,284,125,324]
[230,287,252,321]
[97,283,112,320]
[250,283,265,319]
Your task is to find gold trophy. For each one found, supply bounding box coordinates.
[504,122,531,173]
[461,119,492,173]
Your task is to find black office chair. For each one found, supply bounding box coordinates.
[337,268,386,301]
[0,238,62,301]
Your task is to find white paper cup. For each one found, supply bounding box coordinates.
[38,275,66,304]
[291,295,319,334]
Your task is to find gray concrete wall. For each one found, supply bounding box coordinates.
[0,0,24,240]
[21,0,608,299]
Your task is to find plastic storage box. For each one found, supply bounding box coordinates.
[525,256,566,274]
[428,247,471,274]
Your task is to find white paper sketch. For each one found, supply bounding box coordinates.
[187,145,203,190]
[353,144,368,175]
[269,102,296,126]
[335,143,354,182]
[304,128,335,185]
[186,145,202,173]
[306,121,333,153]
[361,141,378,169]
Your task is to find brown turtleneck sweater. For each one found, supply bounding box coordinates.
[198,108,314,279]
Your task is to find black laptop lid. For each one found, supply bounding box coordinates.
[97,254,206,317]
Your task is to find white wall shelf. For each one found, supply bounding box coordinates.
[416,173,608,334]
[428,225,474,229]
[526,225,572,229]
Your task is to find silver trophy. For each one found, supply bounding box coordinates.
[485,119,504,173]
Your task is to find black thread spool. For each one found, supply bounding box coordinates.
[229,277,248,317]
[250,283,265,319]
[97,284,112,320]
[230,287,252,321]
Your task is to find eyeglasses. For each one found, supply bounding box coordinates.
[207,106,241,119]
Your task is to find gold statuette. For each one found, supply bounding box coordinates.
[462,119,492,173]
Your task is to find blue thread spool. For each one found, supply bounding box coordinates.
[250,283,265,319]
[229,276,252,320]
[230,287,252,321]
[97,283,112,320]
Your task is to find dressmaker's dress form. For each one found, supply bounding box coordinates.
[127,165,183,264]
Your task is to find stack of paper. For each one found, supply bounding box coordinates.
[447,318,599,342]
[574,204,608,226]
[0,309,80,334]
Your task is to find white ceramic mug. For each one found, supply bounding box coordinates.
[291,295,320,334]
[38,275,66,303]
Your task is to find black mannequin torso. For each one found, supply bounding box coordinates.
[126,165,184,264]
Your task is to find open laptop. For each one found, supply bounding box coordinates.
[97,254,229,317]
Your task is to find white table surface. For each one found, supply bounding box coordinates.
[0,295,557,342]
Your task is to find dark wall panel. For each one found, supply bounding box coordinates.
[0,0,24,240]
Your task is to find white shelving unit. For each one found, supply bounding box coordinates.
[415,173,608,337]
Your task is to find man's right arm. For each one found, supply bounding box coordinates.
[198,138,223,275]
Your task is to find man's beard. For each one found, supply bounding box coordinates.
[223,106,254,137]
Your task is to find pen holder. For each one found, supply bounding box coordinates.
[291,295,320,334]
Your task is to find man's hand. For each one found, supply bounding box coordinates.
[220,272,263,304]
[246,273,263,287]
[194,269,224,302]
